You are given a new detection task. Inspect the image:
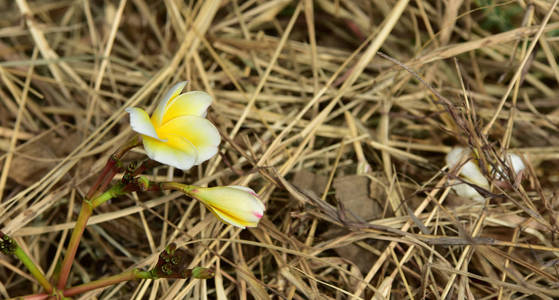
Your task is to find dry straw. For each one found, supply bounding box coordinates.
[1,0,559,299]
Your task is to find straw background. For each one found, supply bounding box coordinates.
[1,0,559,299]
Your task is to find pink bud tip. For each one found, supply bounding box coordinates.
[253,212,263,219]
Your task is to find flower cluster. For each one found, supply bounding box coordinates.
[127,82,265,228]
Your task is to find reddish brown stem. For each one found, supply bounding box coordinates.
[86,157,117,200]
[93,166,122,198]
[131,162,148,177]
[56,201,93,290]
[55,136,140,290]
[86,135,141,199]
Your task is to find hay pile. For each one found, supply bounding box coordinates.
[1,0,559,298]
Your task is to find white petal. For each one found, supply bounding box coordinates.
[445,147,469,168]
[158,116,221,164]
[161,91,213,123]
[228,185,256,194]
[227,186,265,212]
[460,161,489,188]
[152,81,188,126]
[451,181,485,202]
[126,107,161,140]
[142,135,197,170]
[445,147,488,188]
[508,154,525,174]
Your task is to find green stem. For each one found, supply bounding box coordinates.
[160,182,195,193]
[6,294,49,300]
[56,184,125,290]
[90,184,124,209]
[63,265,212,297]
[63,269,153,297]
[13,247,53,293]
[0,232,54,294]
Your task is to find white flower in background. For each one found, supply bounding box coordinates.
[445,147,489,202]
[445,147,525,202]
[126,82,220,170]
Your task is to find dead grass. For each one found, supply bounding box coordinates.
[1,0,559,299]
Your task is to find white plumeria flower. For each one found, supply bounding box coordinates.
[445,147,526,202]
[126,82,220,170]
[186,185,265,229]
[446,147,488,202]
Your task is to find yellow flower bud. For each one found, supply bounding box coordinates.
[184,185,265,229]
[126,82,220,170]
